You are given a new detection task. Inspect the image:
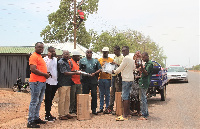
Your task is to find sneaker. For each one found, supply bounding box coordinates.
[92,111,98,115]
[34,118,46,124]
[49,114,56,120]
[103,108,112,114]
[97,109,103,113]
[45,116,55,122]
[27,122,40,128]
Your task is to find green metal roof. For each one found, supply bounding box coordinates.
[0,46,63,55]
[0,46,35,54]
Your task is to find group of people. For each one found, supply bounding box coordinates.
[27,42,153,128]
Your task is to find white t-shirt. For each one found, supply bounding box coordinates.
[43,56,58,85]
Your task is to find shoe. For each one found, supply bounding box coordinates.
[49,114,56,120]
[65,114,73,119]
[45,115,55,122]
[92,112,98,115]
[34,118,46,124]
[59,116,68,120]
[112,111,116,115]
[27,122,40,128]
[103,108,112,114]
[97,109,103,113]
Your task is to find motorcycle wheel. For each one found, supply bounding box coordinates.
[26,86,31,93]
[12,85,19,92]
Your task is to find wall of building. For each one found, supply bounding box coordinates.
[0,54,30,88]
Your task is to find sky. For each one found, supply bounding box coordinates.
[0,0,199,67]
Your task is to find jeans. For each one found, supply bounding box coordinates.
[28,82,46,122]
[45,84,58,116]
[122,81,133,100]
[139,88,149,118]
[99,79,111,110]
[82,83,97,112]
[70,84,82,112]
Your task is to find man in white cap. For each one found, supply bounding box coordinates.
[69,50,82,114]
[98,47,113,113]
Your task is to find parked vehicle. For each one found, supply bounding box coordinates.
[12,77,30,93]
[148,61,168,101]
[167,65,188,83]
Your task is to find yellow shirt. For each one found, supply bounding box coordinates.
[98,57,113,79]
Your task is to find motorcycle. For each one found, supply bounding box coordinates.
[12,77,30,93]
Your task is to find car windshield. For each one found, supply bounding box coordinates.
[167,67,186,72]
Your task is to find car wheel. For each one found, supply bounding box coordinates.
[161,85,166,101]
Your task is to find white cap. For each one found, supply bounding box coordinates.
[72,50,81,56]
[102,47,109,51]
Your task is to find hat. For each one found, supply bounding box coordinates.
[71,50,81,56]
[102,47,109,52]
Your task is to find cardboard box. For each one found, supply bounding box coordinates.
[77,94,91,120]
[115,92,123,116]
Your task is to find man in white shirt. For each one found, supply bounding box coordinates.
[43,46,58,122]
[112,46,135,120]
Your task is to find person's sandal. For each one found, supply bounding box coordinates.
[137,117,147,120]
[116,115,128,121]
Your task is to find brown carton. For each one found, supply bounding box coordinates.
[77,94,91,120]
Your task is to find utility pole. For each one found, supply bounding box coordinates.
[73,0,76,49]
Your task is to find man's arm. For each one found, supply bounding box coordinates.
[91,60,102,77]
[140,63,148,76]
[112,58,127,74]
[30,65,50,79]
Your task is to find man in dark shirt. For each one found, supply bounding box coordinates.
[57,50,81,120]
[79,49,102,115]
[138,52,153,120]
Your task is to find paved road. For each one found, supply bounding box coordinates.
[1,71,200,129]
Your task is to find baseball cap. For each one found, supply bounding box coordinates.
[102,47,109,52]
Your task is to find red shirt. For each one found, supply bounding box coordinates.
[78,10,84,19]
[69,59,81,84]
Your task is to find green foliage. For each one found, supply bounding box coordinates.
[193,64,200,70]
[40,0,99,47]
[92,28,167,67]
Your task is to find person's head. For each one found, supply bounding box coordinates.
[102,47,109,58]
[72,50,81,62]
[114,46,120,56]
[48,46,56,58]
[133,50,141,60]
[142,52,149,62]
[86,49,93,59]
[79,7,82,10]
[122,46,129,57]
[62,50,70,60]
[35,42,44,54]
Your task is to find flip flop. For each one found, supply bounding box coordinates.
[116,115,128,121]
[137,117,147,120]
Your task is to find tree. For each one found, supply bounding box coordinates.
[92,28,167,67]
[40,0,99,48]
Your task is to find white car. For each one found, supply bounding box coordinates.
[167,65,188,83]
